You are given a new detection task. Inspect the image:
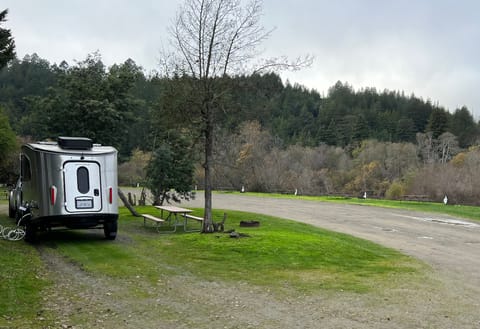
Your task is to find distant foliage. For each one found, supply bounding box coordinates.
[1,52,480,203]
[0,53,145,159]
[1,55,479,153]
[409,147,480,205]
[118,149,150,186]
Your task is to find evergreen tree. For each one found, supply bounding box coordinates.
[0,106,17,182]
[0,9,15,69]
[18,53,140,157]
[449,106,477,148]
[0,54,57,127]
[405,96,431,132]
[145,132,195,205]
[427,108,449,139]
[395,118,416,142]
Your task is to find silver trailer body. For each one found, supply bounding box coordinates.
[9,137,118,241]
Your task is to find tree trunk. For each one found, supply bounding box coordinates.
[118,188,141,217]
[202,106,214,233]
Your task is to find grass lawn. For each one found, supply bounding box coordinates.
[0,214,51,324]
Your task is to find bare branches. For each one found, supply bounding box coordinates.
[165,0,309,79]
[252,54,314,75]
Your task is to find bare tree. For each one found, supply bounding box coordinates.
[163,0,311,232]
[437,132,460,164]
[416,132,437,164]
[416,132,460,165]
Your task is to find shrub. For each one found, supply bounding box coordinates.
[386,181,406,200]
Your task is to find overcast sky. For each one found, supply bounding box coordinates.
[3,0,480,117]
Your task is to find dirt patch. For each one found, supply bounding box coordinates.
[239,220,260,227]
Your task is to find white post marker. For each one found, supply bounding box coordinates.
[443,195,448,205]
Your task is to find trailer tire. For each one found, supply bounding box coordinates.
[24,223,37,243]
[104,220,117,240]
[8,191,16,219]
[8,204,16,219]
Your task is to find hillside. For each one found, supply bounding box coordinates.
[1,53,480,203]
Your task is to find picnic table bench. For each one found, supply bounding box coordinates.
[142,205,203,233]
[185,214,204,222]
[141,213,166,232]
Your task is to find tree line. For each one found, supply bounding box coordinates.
[209,121,480,205]
[1,52,479,203]
[2,53,478,150]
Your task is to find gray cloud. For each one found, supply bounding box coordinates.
[3,0,480,116]
[263,0,480,115]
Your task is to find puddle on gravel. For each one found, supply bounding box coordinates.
[464,240,480,245]
[393,214,479,229]
[373,226,398,232]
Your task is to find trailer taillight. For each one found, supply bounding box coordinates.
[50,185,57,205]
[109,187,113,204]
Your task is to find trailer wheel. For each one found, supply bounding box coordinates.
[104,220,117,240]
[8,191,16,219]
[24,223,37,243]
[8,203,16,219]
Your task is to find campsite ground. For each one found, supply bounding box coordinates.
[1,194,479,328]
[183,193,480,294]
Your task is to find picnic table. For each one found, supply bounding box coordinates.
[141,205,203,233]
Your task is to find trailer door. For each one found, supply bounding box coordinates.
[64,162,102,212]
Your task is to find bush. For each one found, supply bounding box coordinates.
[386,181,406,200]
[145,134,195,205]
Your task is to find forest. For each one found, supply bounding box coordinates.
[1,53,480,205]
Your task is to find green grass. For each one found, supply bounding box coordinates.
[52,207,423,294]
[225,191,480,222]
[0,215,51,325]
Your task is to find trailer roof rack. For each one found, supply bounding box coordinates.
[58,137,93,150]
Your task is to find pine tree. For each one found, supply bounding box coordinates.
[427,108,449,139]
[0,9,15,69]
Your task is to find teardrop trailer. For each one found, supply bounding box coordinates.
[8,137,118,242]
